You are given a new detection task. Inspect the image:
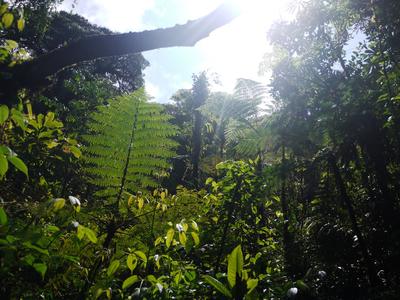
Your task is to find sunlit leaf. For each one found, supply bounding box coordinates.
[166,228,174,248]
[134,250,147,263]
[7,156,28,177]
[203,275,232,298]
[84,227,98,243]
[0,207,7,225]
[227,245,243,288]
[17,18,24,31]
[107,260,120,277]
[53,198,65,211]
[247,278,258,294]
[122,275,139,290]
[0,154,8,177]
[2,13,14,28]
[0,105,9,125]
[191,232,200,246]
[179,232,187,246]
[33,263,47,280]
[127,254,137,272]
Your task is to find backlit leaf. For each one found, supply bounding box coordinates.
[203,275,232,298]
[2,13,13,28]
[0,105,9,124]
[107,260,120,277]
[122,275,139,290]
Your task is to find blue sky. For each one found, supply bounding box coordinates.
[59,0,292,103]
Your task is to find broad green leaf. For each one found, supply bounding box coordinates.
[166,228,174,248]
[7,156,28,177]
[0,207,7,225]
[137,197,144,210]
[203,275,232,298]
[127,254,137,272]
[33,263,47,280]
[191,220,199,231]
[46,141,59,149]
[122,275,139,290]
[107,260,120,277]
[2,12,13,28]
[53,198,65,211]
[146,274,157,283]
[77,225,85,240]
[11,109,26,130]
[0,4,9,15]
[227,245,243,288]
[191,232,200,246]
[69,146,81,158]
[247,278,258,294]
[179,232,187,246]
[296,279,310,291]
[0,154,8,177]
[134,250,147,263]
[23,242,49,255]
[0,105,9,124]
[84,227,98,243]
[17,18,24,31]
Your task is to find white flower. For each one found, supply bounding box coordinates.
[154,254,159,261]
[69,196,81,206]
[176,223,183,233]
[287,287,298,297]
[318,270,327,278]
[71,221,79,228]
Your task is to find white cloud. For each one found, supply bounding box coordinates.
[59,0,155,32]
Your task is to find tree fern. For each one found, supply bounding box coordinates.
[82,89,177,199]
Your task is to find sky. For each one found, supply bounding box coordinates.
[58,0,293,103]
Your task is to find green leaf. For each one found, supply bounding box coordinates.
[11,109,26,130]
[84,227,98,243]
[0,154,8,177]
[191,220,199,231]
[17,18,24,31]
[77,225,85,240]
[107,260,120,277]
[127,254,137,272]
[0,4,9,15]
[191,232,200,246]
[33,263,47,280]
[0,207,7,225]
[203,275,232,298]
[122,275,139,290]
[166,228,174,248]
[134,250,147,263]
[2,12,13,28]
[7,156,28,177]
[0,105,9,125]
[69,146,81,159]
[227,245,243,288]
[53,198,65,211]
[247,278,258,294]
[179,232,187,246]
[296,279,310,291]
[23,242,49,256]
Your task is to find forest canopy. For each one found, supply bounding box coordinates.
[1,0,400,299]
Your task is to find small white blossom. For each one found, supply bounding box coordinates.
[69,196,81,206]
[176,223,183,233]
[318,270,327,278]
[287,287,298,297]
[154,254,159,261]
[71,221,79,228]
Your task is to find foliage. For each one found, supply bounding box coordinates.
[83,89,177,198]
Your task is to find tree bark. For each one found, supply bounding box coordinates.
[1,3,239,99]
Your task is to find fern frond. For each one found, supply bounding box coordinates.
[83,88,177,199]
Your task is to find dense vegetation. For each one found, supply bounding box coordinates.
[1,0,400,299]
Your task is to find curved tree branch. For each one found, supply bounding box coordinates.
[3,2,239,96]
